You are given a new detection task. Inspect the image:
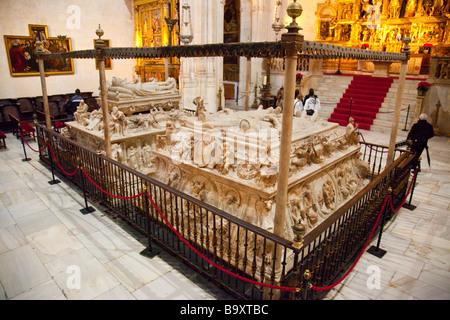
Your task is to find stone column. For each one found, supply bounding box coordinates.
[36,42,52,129]
[387,37,411,166]
[95,26,112,158]
[270,1,303,298]
[245,56,251,111]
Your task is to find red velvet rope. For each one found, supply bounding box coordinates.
[19,130,48,153]
[81,168,144,200]
[39,137,418,294]
[310,194,390,291]
[47,144,79,176]
[389,168,419,213]
[145,193,299,292]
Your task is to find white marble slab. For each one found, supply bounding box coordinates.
[105,250,173,292]
[0,244,52,299]
[0,224,27,254]
[93,285,136,300]
[14,209,61,236]
[44,247,120,300]
[389,272,450,300]
[26,223,85,264]
[52,204,114,238]
[132,269,217,300]
[77,224,144,264]
[11,280,66,300]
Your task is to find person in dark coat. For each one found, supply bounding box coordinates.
[64,89,84,119]
[407,113,434,167]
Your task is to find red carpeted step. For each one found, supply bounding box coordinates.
[327,75,393,131]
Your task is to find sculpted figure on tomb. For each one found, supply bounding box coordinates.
[140,143,153,167]
[134,112,162,130]
[167,169,180,188]
[345,117,360,145]
[110,106,128,136]
[320,179,336,213]
[297,185,319,228]
[85,109,104,132]
[111,143,123,163]
[215,142,234,175]
[193,97,206,117]
[107,76,178,99]
[291,143,310,170]
[74,101,90,125]
[127,145,139,170]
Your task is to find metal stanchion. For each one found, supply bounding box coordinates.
[403,166,419,210]
[19,125,31,162]
[140,186,160,258]
[78,160,95,215]
[348,98,353,121]
[47,139,60,185]
[367,189,391,258]
[402,105,410,131]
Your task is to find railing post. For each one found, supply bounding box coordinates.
[245,56,251,111]
[95,25,112,158]
[302,269,312,300]
[271,0,304,299]
[387,36,411,166]
[36,42,52,130]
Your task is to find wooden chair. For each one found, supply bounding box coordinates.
[2,105,21,134]
[17,98,35,120]
[19,121,36,141]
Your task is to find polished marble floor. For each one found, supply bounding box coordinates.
[0,128,448,300]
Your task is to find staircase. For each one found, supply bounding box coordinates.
[313,75,353,121]
[370,78,423,133]
[328,75,394,131]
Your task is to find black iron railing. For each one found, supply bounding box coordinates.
[34,124,416,300]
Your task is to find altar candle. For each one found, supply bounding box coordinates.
[263,76,267,86]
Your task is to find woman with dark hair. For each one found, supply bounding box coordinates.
[303,88,315,104]
[303,88,320,116]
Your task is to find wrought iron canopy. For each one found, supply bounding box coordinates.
[37,40,408,62]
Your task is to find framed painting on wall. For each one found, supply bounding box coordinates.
[94,39,112,70]
[28,24,49,42]
[4,24,74,77]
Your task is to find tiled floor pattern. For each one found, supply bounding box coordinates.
[0,128,448,300]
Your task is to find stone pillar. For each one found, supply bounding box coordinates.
[36,42,52,129]
[387,37,411,166]
[413,95,425,123]
[95,26,112,158]
[269,0,303,299]
[245,56,251,111]
[181,0,224,113]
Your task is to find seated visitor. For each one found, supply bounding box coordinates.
[64,89,84,120]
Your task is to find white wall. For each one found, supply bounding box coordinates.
[0,0,135,99]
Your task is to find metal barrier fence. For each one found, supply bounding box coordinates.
[34,123,416,300]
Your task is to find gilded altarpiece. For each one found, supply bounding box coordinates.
[134,0,180,82]
[316,0,449,74]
